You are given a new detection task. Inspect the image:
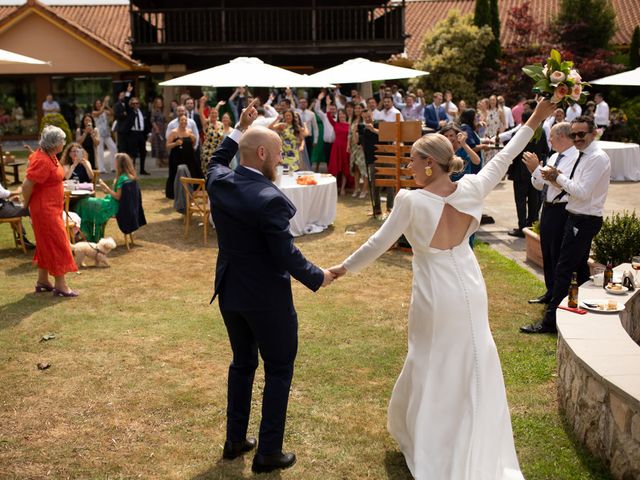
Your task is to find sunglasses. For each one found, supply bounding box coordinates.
[569,131,590,140]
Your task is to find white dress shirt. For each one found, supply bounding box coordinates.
[556,141,610,216]
[295,108,319,144]
[0,182,11,200]
[313,102,336,143]
[502,105,515,129]
[594,101,610,127]
[374,107,403,122]
[565,103,582,122]
[444,101,458,122]
[531,146,579,203]
[400,103,424,121]
[131,109,145,131]
[166,117,200,148]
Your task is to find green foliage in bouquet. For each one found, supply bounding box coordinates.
[39,113,72,147]
[522,49,590,106]
[592,211,640,265]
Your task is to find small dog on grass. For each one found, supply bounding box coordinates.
[71,237,117,267]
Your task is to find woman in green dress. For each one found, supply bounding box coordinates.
[75,153,137,242]
[311,110,325,172]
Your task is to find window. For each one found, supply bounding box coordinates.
[0,77,37,136]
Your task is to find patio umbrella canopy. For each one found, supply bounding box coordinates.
[0,48,48,65]
[159,57,331,88]
[591,67,640,86]
[308,57,429,84]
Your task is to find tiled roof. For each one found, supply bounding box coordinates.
[404,0,637,61]
[0,2,135,64]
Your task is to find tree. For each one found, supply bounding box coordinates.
[553,0,616,56]
[488,0,501,62]
[473,0,490,29]
[414,10,493,103]
[631,26,640,69]
[39,113,72,148]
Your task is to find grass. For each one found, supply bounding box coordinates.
[0,178,613,479]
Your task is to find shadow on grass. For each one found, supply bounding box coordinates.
[2,257,34,276]
[191,457,282,480]
[0,293,59,330]
[384,450,412,479]
[560,414,613,479]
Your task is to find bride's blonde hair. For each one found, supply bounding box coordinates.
[411,133,465,175]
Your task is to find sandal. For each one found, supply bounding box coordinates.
[35,282,54,293]
[52,288,79,298]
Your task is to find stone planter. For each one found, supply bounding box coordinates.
[523,227,543,268]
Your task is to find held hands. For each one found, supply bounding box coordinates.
[320,264,348,287]
[328,264,347,279]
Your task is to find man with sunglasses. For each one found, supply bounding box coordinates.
[520,115,610,334]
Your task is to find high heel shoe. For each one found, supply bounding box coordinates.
[352,189,359,198]
[35,282,54,293]
[52,288,79,298]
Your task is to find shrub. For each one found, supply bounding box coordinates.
[39,113,72,147]
[592,211,640,265]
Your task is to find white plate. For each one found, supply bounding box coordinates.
[605,284,628,295]
[294,171,315,176]
[580,298,625,313]
[71,190,92,196]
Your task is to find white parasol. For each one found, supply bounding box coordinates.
[590,67,640,86]
[308,57,429,84]
[0,48,48,65]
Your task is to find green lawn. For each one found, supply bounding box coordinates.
[0,179,612,479]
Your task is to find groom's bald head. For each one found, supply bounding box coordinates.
[239,127,282,181]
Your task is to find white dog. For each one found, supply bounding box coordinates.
[71,237,117,267]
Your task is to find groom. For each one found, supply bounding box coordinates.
[207,99,335,473]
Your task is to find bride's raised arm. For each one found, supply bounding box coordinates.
[473,99,556,199]
[331,190,413,276]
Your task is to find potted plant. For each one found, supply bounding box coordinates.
[523,221,543,268]
[592,210,640,267]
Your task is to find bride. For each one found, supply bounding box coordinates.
[330,99,556,479]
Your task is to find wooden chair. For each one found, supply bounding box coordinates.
[92,171,100,190]
[374,115,422,192]
[180,177,210,245]
[0,217,27,254]
[63,191,86,244]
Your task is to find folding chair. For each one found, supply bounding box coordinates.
[180,177,210,245]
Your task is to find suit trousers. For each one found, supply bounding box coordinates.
[367,163,395,214]
[539,203,568,298]
[304,137,314,161]
[512,178,539,230]
[542,213,603,328]
[221,306,298,455]
[127,131,147,172]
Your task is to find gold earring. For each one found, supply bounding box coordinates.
[425,165,433,177]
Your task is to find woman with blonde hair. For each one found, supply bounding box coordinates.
[75,153,137,242]
[329,100,556,480]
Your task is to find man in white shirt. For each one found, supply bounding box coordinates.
[565,102,582,122]
[166,105,200,149]
[497,96,515,129]
[521,122,579,306]
[313,93,336,172]
[521,116,610,334]
[0,182,34,248]
[42,94,60,116]
[294,98,319,160]
[373,96,403,123]
[594,93,610,128]
[443,90,458,122]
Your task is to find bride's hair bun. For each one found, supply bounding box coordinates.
[448,155,465,175]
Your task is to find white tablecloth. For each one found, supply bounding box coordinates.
[597,141,640,181]
[278,174,337,236]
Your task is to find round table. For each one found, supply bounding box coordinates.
[597,141,640,181]
[277,174,337,236]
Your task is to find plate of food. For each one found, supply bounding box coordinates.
[580,298,625,313]
[605,284,628,295]
[71,190,92,196]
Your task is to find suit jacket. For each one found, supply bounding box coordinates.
[424,103,448,130]
[188,111,203,140]
[207,136,324,312]
[114,99,128,134]
[508,129,549,182]
[118,95,151,136]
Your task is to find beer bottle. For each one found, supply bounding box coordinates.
[568,272,579,308]
[603,259,614,289]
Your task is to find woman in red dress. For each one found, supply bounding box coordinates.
[326,96,352,196]
[22,125,78,297]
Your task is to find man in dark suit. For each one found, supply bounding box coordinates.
[423,91,448,131]
[207,99,334,473]
[122,95,151,175]
[113,88,129,153]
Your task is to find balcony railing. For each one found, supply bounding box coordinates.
[130,4,405,48]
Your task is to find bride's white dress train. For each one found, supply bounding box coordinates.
[343,127,535,480]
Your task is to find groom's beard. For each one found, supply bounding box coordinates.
[263,153,277,182]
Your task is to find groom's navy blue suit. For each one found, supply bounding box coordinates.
[207,133,324,454]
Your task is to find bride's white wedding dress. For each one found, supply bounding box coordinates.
[343,126,534,480]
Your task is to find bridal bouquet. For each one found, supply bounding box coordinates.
[522,49,589,106]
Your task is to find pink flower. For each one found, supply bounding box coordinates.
[551,84,570,103]
[568,69,582,83]
[570,84,582,101]
[549,70,567,85]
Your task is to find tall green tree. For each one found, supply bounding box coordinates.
[474,0,490,29]
[488,0,501,60]
[554,0,616,55]
[631,26,640,69]
[414,10,493,103]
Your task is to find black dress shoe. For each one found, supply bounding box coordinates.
[140,170,151,175]
[507,228,525,238]
[222,437,257,460]
[528,294,550,304]
[252,451,296,473]
[520,322,557,334]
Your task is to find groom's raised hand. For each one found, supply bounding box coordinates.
[239,97,259,131]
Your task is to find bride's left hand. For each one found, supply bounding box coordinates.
[329,264,347,278]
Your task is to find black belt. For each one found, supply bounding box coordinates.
[543,202,567,208]
[568,212,601,220]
